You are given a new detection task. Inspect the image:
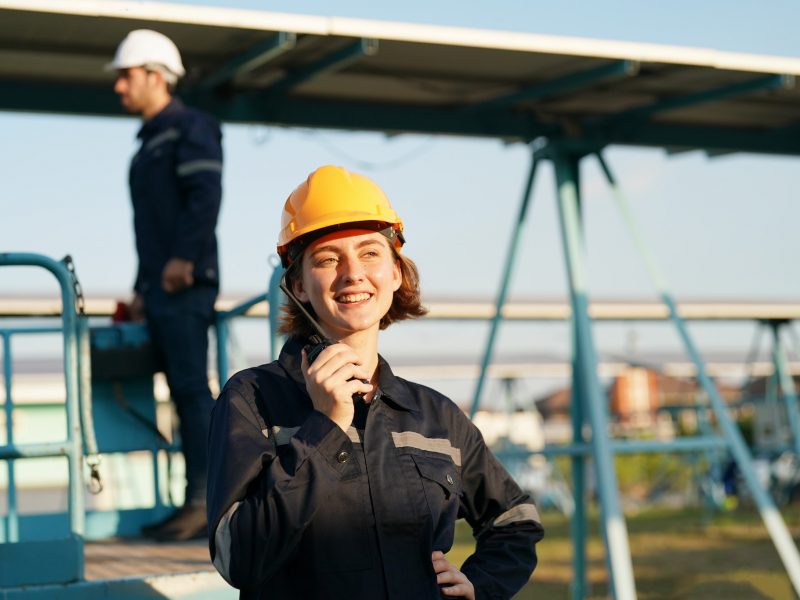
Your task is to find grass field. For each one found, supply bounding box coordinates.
[449,507,800,599]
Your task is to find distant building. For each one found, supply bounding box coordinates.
[533,365,742,441]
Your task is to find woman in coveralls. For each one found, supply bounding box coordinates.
[207,165,544,599]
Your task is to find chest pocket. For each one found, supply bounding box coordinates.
[409,452,462,547]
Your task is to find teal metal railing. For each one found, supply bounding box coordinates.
[215,262,284,387]
[0,252,86,585]
[215,292,268,385]
[2,324,66,542]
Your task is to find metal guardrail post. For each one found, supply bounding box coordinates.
[2,332,18,542]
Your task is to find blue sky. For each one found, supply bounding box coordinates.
[2,0,799,397]
[3,0,798,300]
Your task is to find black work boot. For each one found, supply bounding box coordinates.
[143,504,208,542]
[141,510,178,537]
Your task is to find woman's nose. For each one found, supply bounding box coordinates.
[340,255,365,282]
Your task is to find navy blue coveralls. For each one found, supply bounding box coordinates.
[130,97,223,506]
[207,337,544,599]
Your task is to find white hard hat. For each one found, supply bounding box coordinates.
[106,29,185,82]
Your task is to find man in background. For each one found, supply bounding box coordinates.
[108,29,223,542]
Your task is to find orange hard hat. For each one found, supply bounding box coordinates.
[277,165,405,267]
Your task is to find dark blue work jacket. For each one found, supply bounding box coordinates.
[130,98,222,294]
[207,337,544,600]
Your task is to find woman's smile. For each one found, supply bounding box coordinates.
[335,291,373,305]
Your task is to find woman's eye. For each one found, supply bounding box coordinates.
[315,256,337,267]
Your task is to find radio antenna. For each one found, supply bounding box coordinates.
[279,275,328,338]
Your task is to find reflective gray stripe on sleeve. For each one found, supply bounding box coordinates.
[270,424,360,445]
[493,503,541,527]
[391,431,461,466]
[144,127,180,152]
[212,500,241,586]
[177,159,223,177]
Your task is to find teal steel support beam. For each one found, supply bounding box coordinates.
[470,60,638,110]
[196,32,297,90]
[570,307,588,600]
[268,265,285,361]
[591,118,800,156]
[470,152,539,418]
[769,321,800,458]
[217,94,553,140]
[264,38,378,97]
[598,74,792,124]
[551,147,637,600]
[4,82,800,155]
[595,152,800,596]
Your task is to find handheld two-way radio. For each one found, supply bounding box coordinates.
[279,275,368,401]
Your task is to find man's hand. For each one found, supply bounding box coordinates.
[129,293,146,322]
[432,551,475,599]
[300,343,373,432]
[161,258,194,293]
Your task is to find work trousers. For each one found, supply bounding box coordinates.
[144,285,217,506]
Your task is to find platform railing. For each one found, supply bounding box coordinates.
[0,252,85,586]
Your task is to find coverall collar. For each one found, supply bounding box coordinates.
[278,336,417,412]
[137,97,184,139]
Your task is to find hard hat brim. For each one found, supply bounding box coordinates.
[278,220,404,268]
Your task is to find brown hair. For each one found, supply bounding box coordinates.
[278,250,428,339]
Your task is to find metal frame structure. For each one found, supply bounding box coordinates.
[467,141,800,597]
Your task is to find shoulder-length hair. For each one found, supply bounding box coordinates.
[278,250,428,339]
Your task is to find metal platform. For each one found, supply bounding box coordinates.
[84,538,214,581]
[0,538,236,599]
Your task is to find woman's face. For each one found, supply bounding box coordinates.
[294,230,402,340]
